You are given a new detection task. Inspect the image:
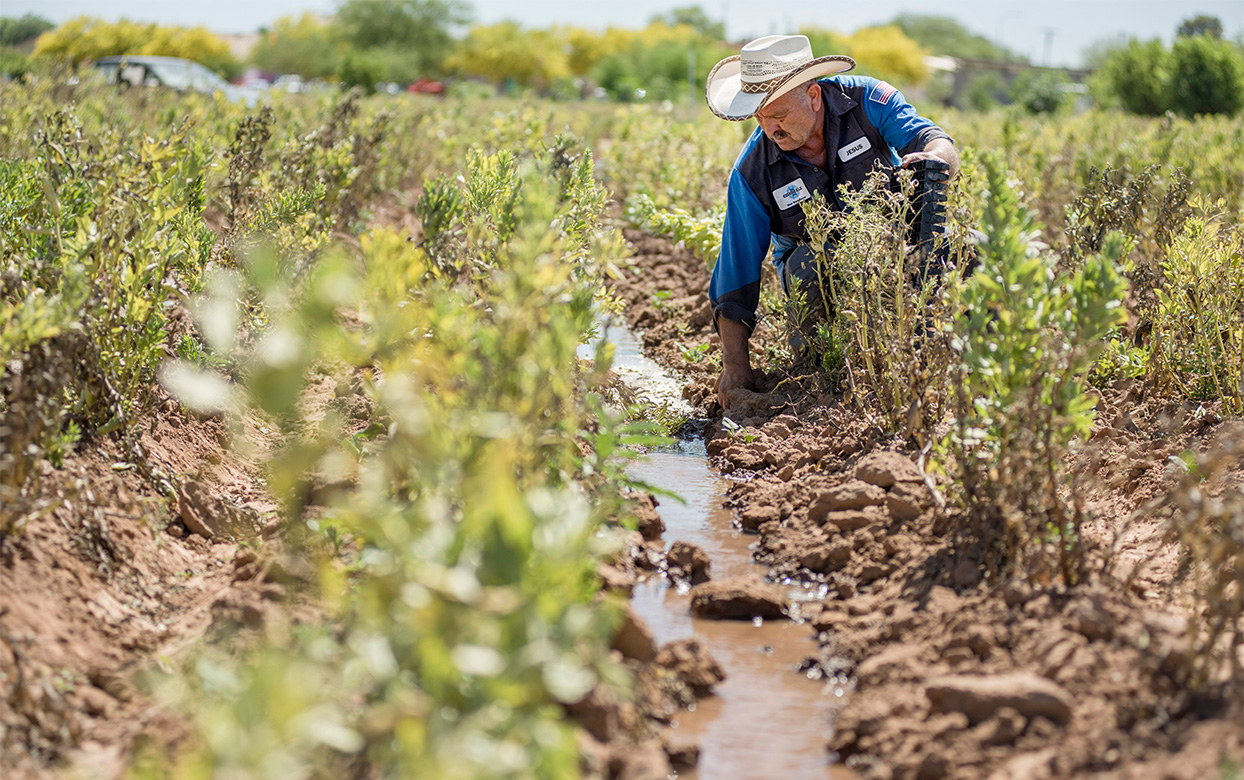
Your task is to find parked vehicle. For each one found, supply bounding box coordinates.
[407,77,445,96]
[92,55,257,105]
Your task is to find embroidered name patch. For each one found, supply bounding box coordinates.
[838,136,873,163]
[868,81,897,105]
[773,178,811,210]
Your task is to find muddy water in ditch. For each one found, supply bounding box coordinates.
[582,322,855,779]
[629,444,856,780]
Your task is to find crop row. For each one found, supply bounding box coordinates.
[1,72,654,776]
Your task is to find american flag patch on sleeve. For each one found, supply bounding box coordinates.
[869,81,897,105]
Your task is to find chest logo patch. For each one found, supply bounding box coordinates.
[773,178,812,210]
[838,136,873,163]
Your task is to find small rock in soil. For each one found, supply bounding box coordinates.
[854,451,923,487]
[654,638,726,695]
[812,480,887,513]
[260,553,316,585]
[857,644,928,686]
[663,737,700,771]
[886,481,930,521]
[799,539,852,573]
[705,435,731,456]
[819,507,886,532]
[566,685,620,742]
[176,480,217,538]
[920,584,961,615]
[612,604,657,662]
[763,421,792,439]
[724,387,771,417]
[632,494,665,541]
[924,672,1074,725]
[612,739,673,780]
[857,561,891,583]
[1065,593,1116,641]
[1001,577,1034,606]
[689,576,788,620]
[986,747,1057,780]
[597,563,636,593]
[972,706,1028,747]
[666,540,710,584]
[738,503,781,532]
[722,444,767,471]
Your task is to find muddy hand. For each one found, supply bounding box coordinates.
[717,364,755,410]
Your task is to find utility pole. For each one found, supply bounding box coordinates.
[1043,28,1056,66]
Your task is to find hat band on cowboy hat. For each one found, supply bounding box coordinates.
[706,34,855,121]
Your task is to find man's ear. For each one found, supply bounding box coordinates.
[807,82,822,111]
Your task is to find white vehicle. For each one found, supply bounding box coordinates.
[93,55,258,106]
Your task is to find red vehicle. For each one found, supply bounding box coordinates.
[407,77,444,95]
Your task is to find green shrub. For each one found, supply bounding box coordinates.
[1148,200,1244,411]
[945,153,1129,585]
[144,131,647,780]
[1091,35,1244,117]
[1091,39,1170,115]
[1169,34,1244,116]
[1008,69,1070,114]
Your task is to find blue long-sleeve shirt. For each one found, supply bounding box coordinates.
[710,75,952,330]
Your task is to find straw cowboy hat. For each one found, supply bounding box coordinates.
[706,35,855,121]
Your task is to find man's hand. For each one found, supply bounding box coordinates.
[716,316,754,410]
[900,137,959,179]
[717,364,755,409]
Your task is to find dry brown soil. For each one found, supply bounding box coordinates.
[606,226,1244,780]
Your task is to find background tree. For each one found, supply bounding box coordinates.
[32,17,241,78]
[1090,31,1243,117]
[0,14,53,46]
[1089,38,1169,115]
[0,14,53,78]
[1168,34,1244,116]
[891,13,1019,61]
[559,26,632,76]
[250,14,342,79]
[798,25,929,86]
[1177,14,1224,39]
[1008,69,1070,114]
[650,6,725,42]
[588,22,733,102]
[336,0,468,76]
[445,22,570,89]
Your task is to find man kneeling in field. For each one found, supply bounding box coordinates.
[705,35,959,410]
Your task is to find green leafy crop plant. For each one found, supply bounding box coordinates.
[944,153,1128,586]
[1148,200,1244,414]
[142,133,656,779]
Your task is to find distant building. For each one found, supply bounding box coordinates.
[219,32,260,61]
[922,55,1091,110]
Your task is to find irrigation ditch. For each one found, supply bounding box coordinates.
[583,319,854,778]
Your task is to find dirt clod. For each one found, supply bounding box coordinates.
[689,576,788,620]
[666,540,710,585]
[854,451,923,487]
[924,673,1074,725]
[810,480,888,514]
[612,605,657,663]
[653,638,726,696]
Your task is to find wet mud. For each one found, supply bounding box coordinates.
[629,443,848,780]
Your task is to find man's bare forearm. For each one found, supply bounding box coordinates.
[719,316,751,368]
[716,316,755,409]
